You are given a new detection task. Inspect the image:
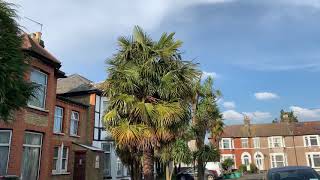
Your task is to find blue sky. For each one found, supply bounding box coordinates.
[11,0,320,124]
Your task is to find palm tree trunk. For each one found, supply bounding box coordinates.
[131,158,142,180]
[143,147,154,180]
[196,135,205,180]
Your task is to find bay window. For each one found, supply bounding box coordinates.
[0,130,11,175]
[21,132,42,180]
[306,153,320,168]
[270,153,286,168]
[28,69,47,109]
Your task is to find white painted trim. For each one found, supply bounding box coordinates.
[241,152,252,165]
[253,151,264,170]
[220,138,233,149]
[270,153,287,168]
[28,68,48,110]
[0,130,12,175]
[305,152,320,168]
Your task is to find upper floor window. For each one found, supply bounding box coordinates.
[241,138,249,148]
[304,135,320,147]
[52,144,69,174]
[28,69,47,109]
[54,107,63,133]
[70,111,79,136]
[0,130,12,176]
[221,138,233,149]
[268,136,284,148]
[253,137,260,148]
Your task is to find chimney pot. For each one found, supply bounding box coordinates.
[244,115,250,125]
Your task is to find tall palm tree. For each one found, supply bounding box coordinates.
[192,76,223,180]
[103,26,199,180]
[0,1,34,121]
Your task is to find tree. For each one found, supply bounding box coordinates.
[221,158,234,173]
[0,0,34,121]
[191,76,223,180]
[280,109,298,123]
[103,26,199,180]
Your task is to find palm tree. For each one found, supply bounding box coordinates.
[192,76,223,180]
[0,1,34,121]
[103,26,200,180]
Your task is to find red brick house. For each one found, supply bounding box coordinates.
[0,32,64,180]
[217,116,320,171]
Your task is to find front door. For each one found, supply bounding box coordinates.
[73,151,86,180]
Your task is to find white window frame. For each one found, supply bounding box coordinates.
[52,143,69,174]
[253,137,260,149]
[268,136,284,148]
[306,152,320,168]
[102,142,112,176]
[304,135,320,147]
[241,138,249,148]
[221,154,236,168]
[28,69,47,110]
[220,138,234,149]
[270,153,287,168]
[241,152,252,165]
[0,130,12,175]
[53,106,64,133]
[70,111,79,136]
[22,132,43,180]
[116,158,123,177]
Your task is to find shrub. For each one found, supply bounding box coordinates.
[249,163,258,173]
[239,164,247,173]
[221,158,234,173]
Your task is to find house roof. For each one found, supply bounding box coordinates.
[57,74,102,95]
[72,142,104,152]
[22,34,61,67]
[220,121,320,138]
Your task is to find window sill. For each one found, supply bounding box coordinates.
[70,135,80,138]
[52,172,70,175]
[27,106,49,113]
[54,132,65,136]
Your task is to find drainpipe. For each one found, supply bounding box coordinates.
[293,135,298,166]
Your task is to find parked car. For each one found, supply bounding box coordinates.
[206,162,223,177]
[266,166,320,180]
[176,167,218,180]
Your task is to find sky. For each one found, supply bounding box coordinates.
[10,0,320,125]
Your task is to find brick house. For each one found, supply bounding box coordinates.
[217,116,320,171]
[56,74,131,180]
[0,33,64,180]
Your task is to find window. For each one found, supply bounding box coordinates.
[307,153,320,168]
[268,136,284,148]
[270,153,286,168]
[102,143,112,177]
[54,107,63,133]
[28,69,47,109]
[103,101,108,113]
[221,138,233,149]
[52,144,69,174]
[95,155,100,169]
[117,158,123,176]
[304,135,319,147]
[21,132,42,180]
[241,138,249,148]
[253,138,260,148]
[0,130,11,175]
[70,111,79,136]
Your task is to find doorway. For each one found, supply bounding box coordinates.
[73,151,86,180]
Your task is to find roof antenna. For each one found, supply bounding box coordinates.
[24,16,43,32]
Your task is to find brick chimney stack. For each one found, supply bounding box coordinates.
[30,32,45,47]
[244,115,250,126]
[282,113,289,122]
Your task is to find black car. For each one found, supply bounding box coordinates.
[176,167,218,180]
[267,166,320,180]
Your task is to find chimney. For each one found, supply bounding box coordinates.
[282,113,289,122]
[244,115,251,126]
[30,32,45,47]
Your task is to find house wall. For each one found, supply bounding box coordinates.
[219,135,320,171]
[50,99,89,180]
[0,57,58,180]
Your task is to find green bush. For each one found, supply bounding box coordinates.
[221,158,234,173]
[239,164,247,173]
[249,163,258,173]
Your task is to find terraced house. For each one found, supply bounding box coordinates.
[0,32,104,180]
[218,116,320,171]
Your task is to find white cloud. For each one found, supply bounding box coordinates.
[243,111,272,121]
[290,106,320,120]
[254,92,279,100]
[202,71,219,79]
[223,101,236,109]
[222,110,243,121]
